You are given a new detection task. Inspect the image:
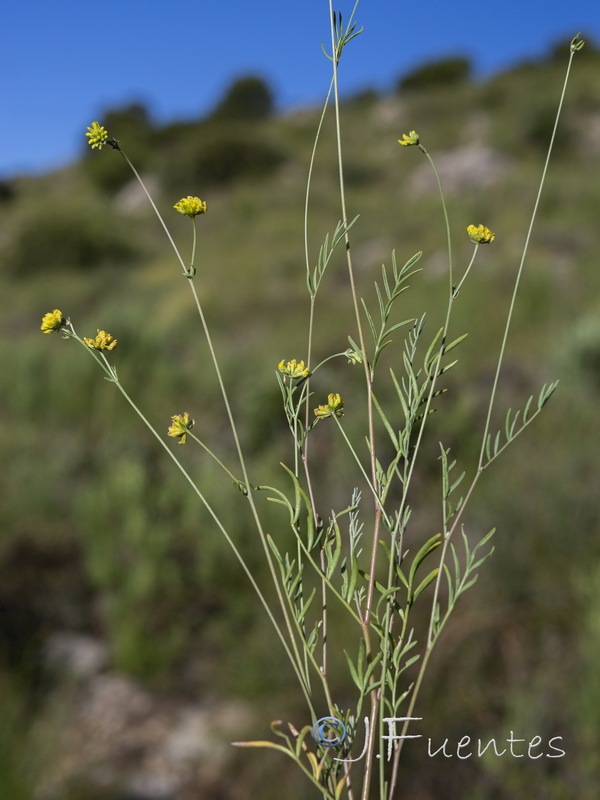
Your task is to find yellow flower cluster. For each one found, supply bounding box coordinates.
[85,121,109,150]
[83,330,118,351]
[278,359,310,379]
[314,393,344,419]
[174,196,207,218]
[398,130,420,147]
[41,309,67,334]
[467,224,495,244]
[167,412,194,445]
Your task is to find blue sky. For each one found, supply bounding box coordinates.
[3,0,599,178]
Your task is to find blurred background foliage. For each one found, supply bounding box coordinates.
[2,39,600,800]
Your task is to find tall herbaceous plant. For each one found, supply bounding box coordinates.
[41,5,585,799]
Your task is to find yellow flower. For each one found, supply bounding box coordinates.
[167,412,194,445]
[83,330,118,351]
[174,196,207,218]
[85,121,109,150]
[41,309,67,334]
[314,393,344,419]
[398,130,420,147]
[467,224,495,244]
[278,359,310,379]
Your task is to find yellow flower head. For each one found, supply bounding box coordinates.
[85,121,109,150]
[467,224,495,244]
[83,330,118,351]
[398,130,420,147]
[174,196,207,218]
[167,412,194,445]
[314,393,344,419]
[278,359,310,379]
[41,309,67,334]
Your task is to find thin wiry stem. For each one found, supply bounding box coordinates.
[478,47,577,469]
[116,148,312,707]
[68,328,315,712]
[386,43,579,800]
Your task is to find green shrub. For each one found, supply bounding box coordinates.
[5,203,140,276]
[160,122,286,192]
[397,55,471,91]
[211,75,274,121]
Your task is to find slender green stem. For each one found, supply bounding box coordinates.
[186,258,311,698]
[117,146,311,699]
[69,331,314,711]
[419,145,453,292]
[478,48,577,470]
[326,6,382,798]
[117,149,188,273]
[453,246,479,297]
[386,45,580,800]
[187,431,241,485]
[381,141,457,799]
[332,417,390,525]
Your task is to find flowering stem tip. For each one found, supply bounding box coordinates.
[167,412,194,445]
[398,130,420,147]
[278,359,310,379]
[467,224,495,244]
[83,330,118,351]
[41,309,67,334]
[174,196,207,218]
[85,121,109,150]
[314,393,344,419]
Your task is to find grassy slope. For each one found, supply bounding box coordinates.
[1,47,600,799]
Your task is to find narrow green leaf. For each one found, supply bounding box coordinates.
[443,563,454,605]
[438,358,458,375]
[344,649,362,690]
[408,533,442,585]
[504,408,513,442]
[296,588,316,623]
[412,568,439,602]
[402,351,419,400]
[471,546,495,572]
[348,556,360,601]
[381,261,391,300]
[461,574,479,594]
[361,298,377,342]
[473,527,496,554]
[485,434,492,462]
[442,332,469,355]
[325,521,343,579]
[448,470,466,497]
[374,281,386,325]
[390,367,410,423]
[424,327,444,374]
[372,392,399,448]
[385,318,413,336]
[493,430,501,456]
[267,534,283,565]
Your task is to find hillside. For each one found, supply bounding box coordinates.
[1,43,600,800]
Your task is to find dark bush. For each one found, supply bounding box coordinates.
[522,98,572,152]
[0,180,16,203]
[5,204,140,277]
[547,33,598,63]
[160,122,285,193]
[397,56,471,91]
[211,75,274,121]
